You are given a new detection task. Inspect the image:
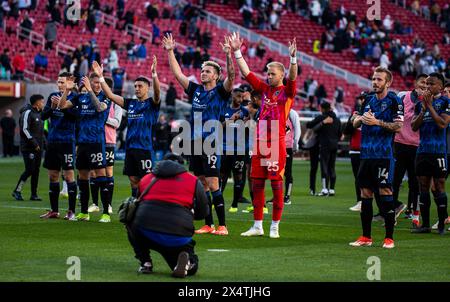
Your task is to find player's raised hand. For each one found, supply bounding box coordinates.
[288,37,297,57]
[65,76,76,91]
[151,55,157,74]
[220,36,231,55]
[92,61,104,76]
[81,76,92,91]
[162,33,175,51]
[51,95,60,109]
[228,32,243,51]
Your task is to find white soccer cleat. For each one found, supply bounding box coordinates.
[269,226,280,238]
[108,205,113,214]
[88,204,100,213]
[349,201,362,212]
[241,227,264,237]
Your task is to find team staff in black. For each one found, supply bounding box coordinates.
[306,101,342,196]
[12,95,45,201]
[127,153,209,278]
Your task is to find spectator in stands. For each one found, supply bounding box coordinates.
[19,13,33,40]
[430,2,441,23]
[181,47,193,69]
[12,50,26,80]
[380,51,391,69]
[239,3,253,28]
[152,23,161,45]
[117,0,125,19]
[86,10,97,34]
[78,55,89,78]
[111,67,126,96]
[34,50,48,75]
[247,44,256,59]
[107,47,119,71]
[192,47,202,70]
[145,2,159,22]
[383,15,393,33]
[0,48,12,80]
[410,0,420,15]
[135,38,147,62]
[269,10,280,30]
[303,98,318,112]
[44,18,57,50]
[256,40,266,59]
[309,0,321,23]
[307,77,318,105]
[315,84,327,104]
[61,50,73,72]
[372,42,382,61]
[90,47,101,66]
[69,58,78,76]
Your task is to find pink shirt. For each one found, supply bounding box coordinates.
[105,104,122,145]
[394,91,420,147]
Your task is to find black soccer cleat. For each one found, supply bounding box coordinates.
[411,226,432,234]
[12,191,24,201]
[30,195,42,201]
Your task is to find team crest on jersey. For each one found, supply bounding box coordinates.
[274,90,281,97]
[435,103,441,111]
[381,102,388,111]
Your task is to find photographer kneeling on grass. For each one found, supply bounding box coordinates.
[126,153,209,278]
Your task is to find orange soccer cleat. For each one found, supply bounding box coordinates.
[195,225,216,234]
[213,226,229,236]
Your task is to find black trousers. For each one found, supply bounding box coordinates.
[19,151,42,196]
[393,142,419,210]
[127,225,199,276]
[350,152,362,203]
[309,144,320,193]
[285,148,293,196]
[319,146,337,190]
[2,134,14,157]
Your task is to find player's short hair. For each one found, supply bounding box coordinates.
[134,76,151,86]
[251,90,262,101]
[89,72,100,79]
[374,66,393,83]
[428,72,445,87]
[201,61,222,76]
[30,94,44,105]
[416,73,428,81]
[320,101,331,110]
[445,82,450,88]
[58,72,73,78]
[266,62,285,74]
[232,87,244,93]
[104,77,114,89]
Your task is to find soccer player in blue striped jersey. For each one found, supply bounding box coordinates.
[350,67,404,249]
[92,56,160,198]
[411,73,450,235]
[163,33,235,236]
[40,72,79,220]
[59,74,112,222]
[220,88,250,213]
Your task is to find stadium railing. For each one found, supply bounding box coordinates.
[16,26,45,47]
[166,0,372,90]
[125,24,153,43]
[24,69,51,82]
[56,42,75,57]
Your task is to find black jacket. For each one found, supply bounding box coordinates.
[0,116,16,136]
[306,111,342,150]
[19,104,44,152]
[133,160,209,237]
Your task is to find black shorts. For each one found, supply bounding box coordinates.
[189,154,221,177]
[105,146,115,167]
[415,153,448,178]
[123,148,153,178]
[43,142,75,171]
[357,158,395,190]
[221,154,246,175]
[76,143,106,170]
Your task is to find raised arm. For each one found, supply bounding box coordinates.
[229,32,250,77]
[151,55,161,105]
[82,76,107,112]
[92,61,125,108]
[162,33,189,91]
[288,38,298,81]
[59,77,76,110]
[220,36,235,92]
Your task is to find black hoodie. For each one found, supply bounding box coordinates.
[133,160,209,237]
[306,110,342,150]
[19,104,44,152]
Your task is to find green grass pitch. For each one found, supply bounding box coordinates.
[1,157,449,282]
